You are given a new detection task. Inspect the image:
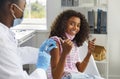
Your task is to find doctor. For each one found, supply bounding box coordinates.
[0,0,57,79]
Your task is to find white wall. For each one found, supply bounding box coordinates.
[35,31,50,47]
[108,0,120,79]
[47,0,62,30]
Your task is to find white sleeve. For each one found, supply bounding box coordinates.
[30,68,47,79]
[17,46,39,65]
[0,44,47,79]
[0,26,47,79]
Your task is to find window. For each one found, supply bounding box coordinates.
[20,0,47,30]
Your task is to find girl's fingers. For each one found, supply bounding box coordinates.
[89,38,96,43]
[92,38,96,42]
[59,37,64,44]
[59,38,73,47]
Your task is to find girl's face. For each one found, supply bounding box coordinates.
[66,16,80,36]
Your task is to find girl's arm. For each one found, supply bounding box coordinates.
[76,39,96,72]
[76,53,91,72]
[50,39,73,79]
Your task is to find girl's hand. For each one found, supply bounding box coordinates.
[88,38,96,54]
[60,38,73,55]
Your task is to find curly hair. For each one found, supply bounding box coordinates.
[49,10,90,47]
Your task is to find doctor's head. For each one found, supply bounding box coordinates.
[0,0,26,28]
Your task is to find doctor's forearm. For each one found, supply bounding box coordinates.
[17,47,39,64]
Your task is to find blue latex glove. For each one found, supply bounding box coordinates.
[36,51,51,70]
[36,38,57,70]
[39,38,57,53]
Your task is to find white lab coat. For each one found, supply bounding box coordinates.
[0,23,47,79]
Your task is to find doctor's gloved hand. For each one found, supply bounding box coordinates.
[39,38,57,54]
[36,38,57,70]
[36,51,51,71]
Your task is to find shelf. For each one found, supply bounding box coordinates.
[61,0,107,9]
[90,33,107,36]
[61,6,107,10]
[89,34,107,48]
[95,59,108,64]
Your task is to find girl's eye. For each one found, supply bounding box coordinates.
[77,24,80,27]
[69,22,80,28]
[70,22,75,26]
